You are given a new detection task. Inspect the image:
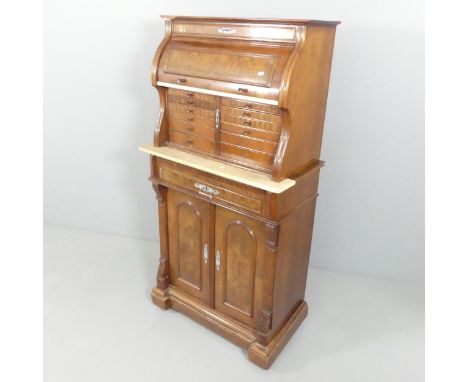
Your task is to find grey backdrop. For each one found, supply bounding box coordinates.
[44,0,424,284]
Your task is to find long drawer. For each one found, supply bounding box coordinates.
[168,103,216,119]
[168,95,216,110]
[219,131,277,155]
[169,111,215,129]
[157,160,265,214]
[220,122,280,142]
[168,88,216,103]
[221,114,280,133]
[169,119,215,140]
[168,130,215,154]
[219,142,275,169]
[221,98,280,115]
[220,106,281,125]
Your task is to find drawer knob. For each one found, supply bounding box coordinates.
[242,130,251,136]
[186,109,194,113]
[187,140,193,145]
[244,103,253,108]
[194,182,220,198]
[186,127,193,132]
[243,112,251,118]
[243,121,251,127]
[238,88,248,93]
[177,78,187,83]
[186,93,194,97]
[186,100,194,105]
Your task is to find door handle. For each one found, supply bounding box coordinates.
[215,250,221,271]
[203,244,208,264]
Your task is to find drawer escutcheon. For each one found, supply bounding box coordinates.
[194,182,220,197]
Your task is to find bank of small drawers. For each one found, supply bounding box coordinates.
[157,159,265,214]
[166,88,282,170]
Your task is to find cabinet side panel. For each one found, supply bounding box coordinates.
[280,26,337,177]
[271,197,317,332]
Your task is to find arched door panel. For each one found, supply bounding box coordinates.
[167,189,211,305]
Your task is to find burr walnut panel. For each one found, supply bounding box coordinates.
[164,49,278,87]
[214,206,269,328]
[167,189,211,305]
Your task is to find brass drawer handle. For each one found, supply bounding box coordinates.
[194,182,220,198]
[243,112,251,118]
[215,250,221,271]
[186,93,194,97]
[242,130,251,136]
[186,109,194,113]
[243,121,251,127]
[177,78,187,83]
[203,244,208,264]
[238,88,248,93]
[244,103,253,108]
[186,127,193,132]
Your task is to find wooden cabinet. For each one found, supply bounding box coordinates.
[141,16,339,369]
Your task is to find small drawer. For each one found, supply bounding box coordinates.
[220,106,281,125]
[158,163,264,214]
[221,98,280,115]
[219,142,275,169]
[169,119,215,140]
[220,122,280,143]
[169,110,215,129]
[169,103,216,119]
[168,130,215,154]
[168,88,216,103]
[221,114,281,133]
[168,95,216,110]
[172,21,297,43]
[220,131,278,155]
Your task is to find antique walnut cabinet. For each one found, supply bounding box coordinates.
[140,16,339,369]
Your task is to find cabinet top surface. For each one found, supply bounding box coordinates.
[161,15,341,26]
[139,144,296,193]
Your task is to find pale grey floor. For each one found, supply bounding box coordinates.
[44,224,424,382]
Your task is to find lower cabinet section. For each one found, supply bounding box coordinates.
[166,188,272,331]
[151,180,318,369]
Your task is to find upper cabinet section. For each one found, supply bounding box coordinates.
[151,17,339,180]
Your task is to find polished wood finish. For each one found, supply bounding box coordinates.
[143,16,338,369]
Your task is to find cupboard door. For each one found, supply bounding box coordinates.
[167,189,212,305]
[214,206,269,329]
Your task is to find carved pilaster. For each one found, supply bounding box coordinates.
[259,223,279,343]
[259,309,273,332]
[152,183,170,290]
[265,223,279,252]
